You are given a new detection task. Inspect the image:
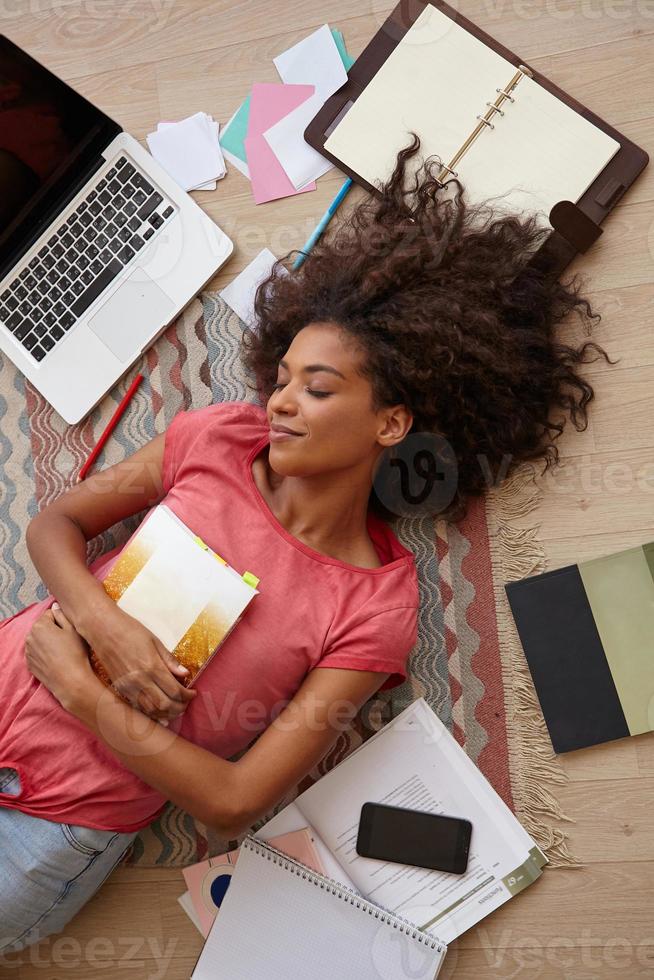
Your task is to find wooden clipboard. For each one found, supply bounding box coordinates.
[304,0,649,277]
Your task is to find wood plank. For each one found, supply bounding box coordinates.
[560,735,642,782]
[554,281,654,378]
[522,445,654,539]
[566,198,654,292]
[539,530,654,569]
[8,0,654,82]
[436,943,654,979]
[533,33,654,126]
[557,777,654,862]
[2,0,382,80]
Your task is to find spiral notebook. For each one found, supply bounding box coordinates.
[191,836,447,979]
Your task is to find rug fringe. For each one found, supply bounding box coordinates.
[488,463,582,869]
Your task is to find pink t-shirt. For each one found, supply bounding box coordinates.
[0,401,419,832]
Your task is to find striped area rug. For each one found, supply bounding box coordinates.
[0,296,574,868]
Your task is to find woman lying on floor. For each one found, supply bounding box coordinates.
[0,137,610,951]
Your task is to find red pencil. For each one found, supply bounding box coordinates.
[77,373,144,482]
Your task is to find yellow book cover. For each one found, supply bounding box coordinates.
[91,505,259,691]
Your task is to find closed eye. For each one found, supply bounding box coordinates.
[271,383,331,398]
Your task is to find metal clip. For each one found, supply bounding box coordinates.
[476,116,494,129]
[485,102,505,116]
[495,87,515,102]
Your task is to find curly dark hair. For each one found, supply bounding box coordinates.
[241,135,614,522]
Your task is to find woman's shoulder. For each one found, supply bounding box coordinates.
[162,400,268,492]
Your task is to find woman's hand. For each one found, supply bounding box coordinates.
[81,601,197,722]
[25,603,103,712]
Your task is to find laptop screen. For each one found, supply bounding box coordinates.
[0,35,120,278]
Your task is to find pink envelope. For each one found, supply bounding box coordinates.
[245,82,316,205]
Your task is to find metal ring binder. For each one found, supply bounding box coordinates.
[243,837,445,951]
[434,65,530,187]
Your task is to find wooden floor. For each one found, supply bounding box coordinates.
[2,1,653,977]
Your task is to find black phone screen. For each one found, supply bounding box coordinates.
[356,802,472,874]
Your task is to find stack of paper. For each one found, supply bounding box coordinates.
[219,25,353,203]
[146,112,226,192]
[264,24,348,189]
[244,83,317,204]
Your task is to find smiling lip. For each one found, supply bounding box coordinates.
[271,423,304,436]
[269,423,304,444]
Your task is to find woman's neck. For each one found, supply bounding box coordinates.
[256,447,380,564]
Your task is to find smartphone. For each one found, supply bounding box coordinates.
[356,802,472,874]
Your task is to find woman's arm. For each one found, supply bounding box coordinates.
[25,434,166,635]
[26,605,386,840]
[70,664,386,839]
[25,436,196,719]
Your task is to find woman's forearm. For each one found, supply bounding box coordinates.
[26,511,113,638]
[66,678,244,837]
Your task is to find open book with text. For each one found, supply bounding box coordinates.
[258,698,546,945]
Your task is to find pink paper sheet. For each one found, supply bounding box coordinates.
[245,82,316,204]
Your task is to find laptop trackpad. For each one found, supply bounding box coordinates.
[89,271,174,363]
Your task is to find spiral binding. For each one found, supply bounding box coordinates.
[243,836,445,952]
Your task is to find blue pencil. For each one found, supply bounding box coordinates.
[292,177,353,269]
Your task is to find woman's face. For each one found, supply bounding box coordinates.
[266,321,407,477]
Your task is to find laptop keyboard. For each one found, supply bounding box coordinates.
[0,155,175,363]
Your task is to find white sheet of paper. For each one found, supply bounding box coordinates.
[158,118,222,190]
[273,23,347,98]
[147,112,225,191]
[263,96,334,189]
[264,24,348,189]
[219,248,288,330]
[324,5,619,228]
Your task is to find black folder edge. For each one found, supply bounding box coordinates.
[305,0,649,278]
[504,568,630,753]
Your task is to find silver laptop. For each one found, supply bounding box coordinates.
[0,35,233,424]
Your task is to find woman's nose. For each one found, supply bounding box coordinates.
[270,383,299,415]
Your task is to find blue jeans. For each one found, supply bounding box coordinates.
[0,767,138,953]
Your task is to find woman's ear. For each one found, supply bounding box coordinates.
[377,405,414,448]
